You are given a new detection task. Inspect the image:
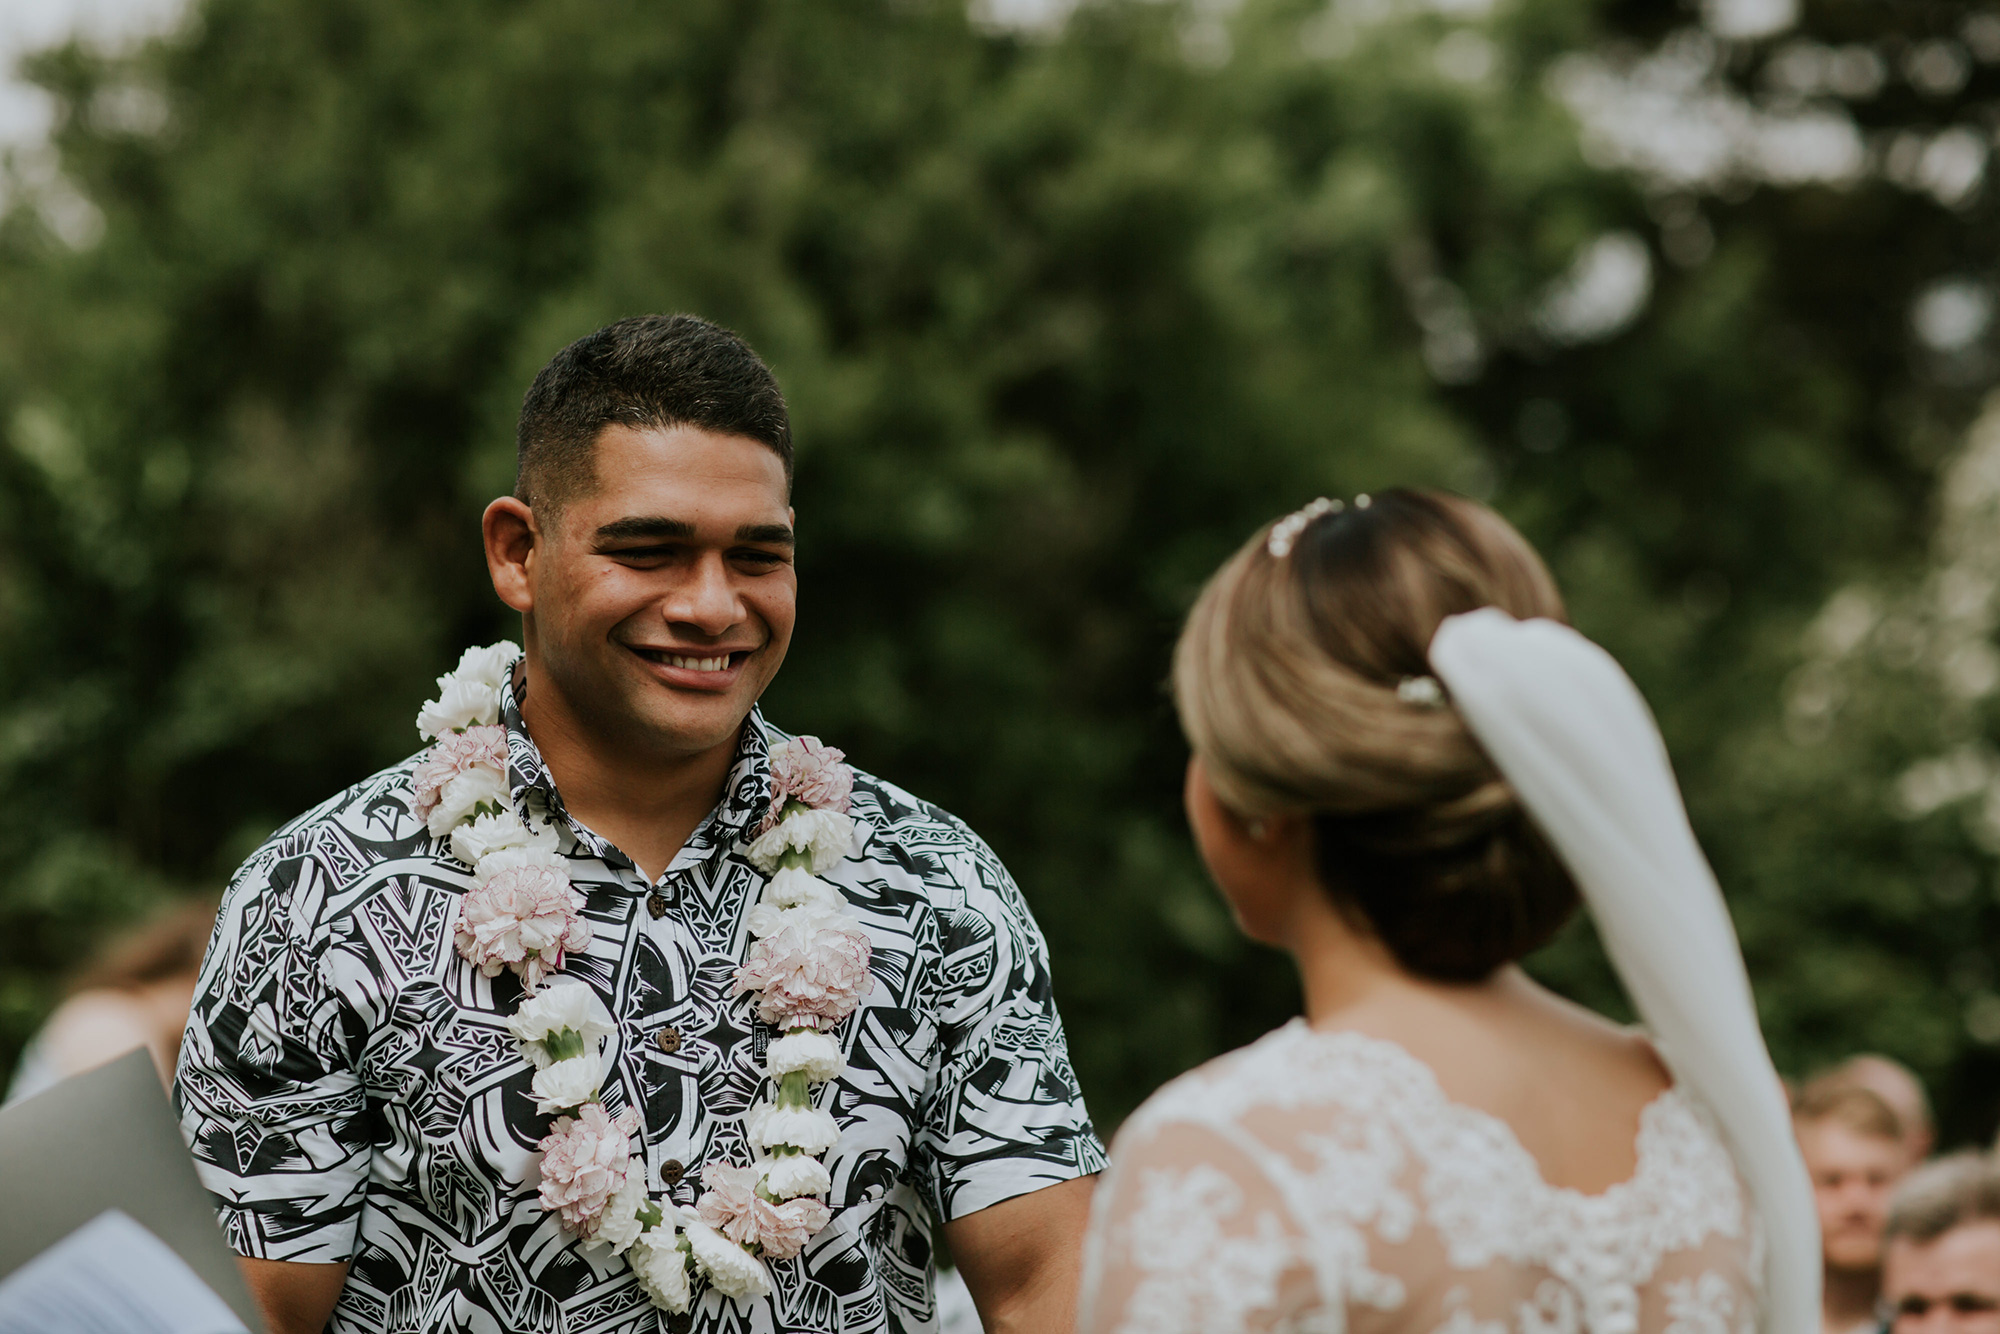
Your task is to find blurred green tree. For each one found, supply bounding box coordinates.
[0,0,1990,1136]
[1545,0,2000,1144]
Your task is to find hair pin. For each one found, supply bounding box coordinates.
[1267,497,1346,558]
[1396,675,1446,708]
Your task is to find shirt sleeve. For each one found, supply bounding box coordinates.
[913,823,1107,1221]
[174,831,370,1263]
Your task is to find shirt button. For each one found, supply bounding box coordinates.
[646,890,670,919]
[661,1159,686,1185]
[666,1313,692,1334]
[653,1026,682,1054]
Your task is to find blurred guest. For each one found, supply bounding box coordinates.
[3,896,216,1104]
[1824,1054,1937,1166]
[1881,1153,2000,1334]
[1798,1078,1915,1334]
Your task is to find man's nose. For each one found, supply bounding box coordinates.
[664,553,742,634]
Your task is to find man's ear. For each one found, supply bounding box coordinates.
[484,497,540,613]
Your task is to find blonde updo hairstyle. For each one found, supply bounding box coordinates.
[1173,488,1579,982]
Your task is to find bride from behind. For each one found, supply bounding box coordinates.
[1077,489,1816,1334]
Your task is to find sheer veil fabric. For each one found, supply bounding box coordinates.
[1428,608,1818,1334]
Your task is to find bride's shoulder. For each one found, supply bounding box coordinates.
[1113,1019,1438,1148]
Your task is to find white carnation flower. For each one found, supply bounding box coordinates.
[746,895,844,941]
[747,1101,841,1156]
[762,866,844,911]
[506,978,616,1067]
[416,674,503,741]
[473,843,564,880]
[426,763,510,837]
[759,1153,832,1200]
[683,1216,771,1301]
[745,901,782,939]
[628,1233,693,1313]
[453,642,519,691]
[745,808,857,874]
[765,1031,845,1082]
[450,808,558,868]
[590,1170,650,1256]
[529,1053,604,1113]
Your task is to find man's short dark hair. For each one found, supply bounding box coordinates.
[515,314,792,518]
[1795,1074,1905,1144]
[1887,1153,2000,1246]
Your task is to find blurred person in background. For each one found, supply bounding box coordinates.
[1823,1054,1937,1167]
[3,896,216,1104]
[1881,1153,2000,1334]
[1797,1077,1916,1334]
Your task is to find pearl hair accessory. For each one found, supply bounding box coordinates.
[1397,675,1446,707]
[1267,497,1345,558]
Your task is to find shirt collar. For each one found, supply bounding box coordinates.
[498,669,773,879]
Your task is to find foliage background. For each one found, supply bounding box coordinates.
[5,0,2000,1142]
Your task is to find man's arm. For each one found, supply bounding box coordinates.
[238,1259,350,1334]
[176,848,370,1332]
[945,1174,1097,1334]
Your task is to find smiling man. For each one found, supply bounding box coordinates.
[175,315,1104,1334]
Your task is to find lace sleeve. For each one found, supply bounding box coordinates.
[1078,1115,1321,1334]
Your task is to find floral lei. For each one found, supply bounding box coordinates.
[412,643,874,1314]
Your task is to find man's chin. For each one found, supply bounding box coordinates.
[624,692,760,758]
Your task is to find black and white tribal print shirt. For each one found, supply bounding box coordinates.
[174,676,1105,1334]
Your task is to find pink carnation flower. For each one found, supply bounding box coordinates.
[455,863,591,990]
[412,724,508,824]
[734,919,873,1030]
[760,737,854,833]
[538,1103,639,1236]
[696,1161,772,1249]
[695,1162,832,1260]
[758,1195,833,1260]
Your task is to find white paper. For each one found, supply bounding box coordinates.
[0,1209,249,1334]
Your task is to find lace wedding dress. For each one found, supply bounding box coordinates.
[1077,1021,1763,1334]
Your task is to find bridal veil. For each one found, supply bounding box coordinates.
[1429,608,1818,1334]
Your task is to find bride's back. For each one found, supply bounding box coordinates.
[1079,1008,1760,1334]
[1345,970,1669,1195]
[1077,492,1768,1334]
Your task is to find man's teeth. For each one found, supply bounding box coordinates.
[667,654,728,672]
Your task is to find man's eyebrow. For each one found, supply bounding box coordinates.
[590,516,795,547]
[593,516,696,543]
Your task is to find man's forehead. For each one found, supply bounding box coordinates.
[569,427,789,525]
[1800,1120,1905,1161]
[596,421,789,483]
[1889,1221,2000,1282]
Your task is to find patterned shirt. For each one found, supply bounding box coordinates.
[175,677,1105,1334]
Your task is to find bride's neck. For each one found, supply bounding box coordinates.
[1285,893,1428,1021]
[1285,892,1539,1040]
